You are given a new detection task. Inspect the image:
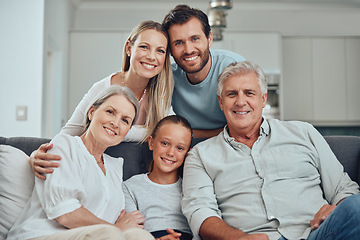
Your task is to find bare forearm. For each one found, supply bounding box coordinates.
[193,128,223,139]
[55,206,110,229]
[199,217,246,240]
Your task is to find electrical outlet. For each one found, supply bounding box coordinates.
[16,106,27,121]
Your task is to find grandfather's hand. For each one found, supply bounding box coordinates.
[29,143,61,180]
[115,209,145,231]
[156,228,181,240]
[310,204,336,230]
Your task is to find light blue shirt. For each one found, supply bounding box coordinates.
[171,49,246,130]
[182,118,359,240]
[123,174,191,234]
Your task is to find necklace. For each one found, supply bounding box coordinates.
[120,72,147,103]
[139,88,147,103]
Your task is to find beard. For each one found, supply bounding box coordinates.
[174,47,211,74]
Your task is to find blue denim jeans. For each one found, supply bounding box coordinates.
[279,194,360,240]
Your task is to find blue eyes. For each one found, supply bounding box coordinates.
[139,45,165,54]
[174,38,199,46]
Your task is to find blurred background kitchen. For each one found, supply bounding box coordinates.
[1,0,359,138]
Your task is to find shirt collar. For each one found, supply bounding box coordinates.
[222,116,270,146]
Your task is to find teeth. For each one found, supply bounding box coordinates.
[234,111,248,115]
[163,158,175,164]
[143,63,155,68]
[184,56,198,61]
[105,127,116,135]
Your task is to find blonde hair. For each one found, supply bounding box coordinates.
[122,21,174,142]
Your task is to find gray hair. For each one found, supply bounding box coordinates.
[217,61,267,98]
[84,85,140,132]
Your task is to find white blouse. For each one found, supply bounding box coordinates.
[7,134,125,240]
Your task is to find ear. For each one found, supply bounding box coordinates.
[218,95,224,111]
[208,30,213,48]
[148,135,154,151]
[261,93,268,108]
[88,105,96,122]
[125,40,132,56]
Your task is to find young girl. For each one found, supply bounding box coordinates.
[123,115,193,240]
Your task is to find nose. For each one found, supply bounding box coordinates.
[184,42,194,54]
[166,147,175,157]
[147,50,155,60]
[235,93,246,106]
[110,117,120,129]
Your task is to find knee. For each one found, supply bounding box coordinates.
[338,194,360,216]
[123,228,155,240]
[90,224,125,240]
[340,194,360,208]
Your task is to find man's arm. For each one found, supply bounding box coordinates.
[193,128,223,139]
[200,217,269,240]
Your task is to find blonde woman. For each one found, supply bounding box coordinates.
[63,20,173,142]
[30,21,174,178]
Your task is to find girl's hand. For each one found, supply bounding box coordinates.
[29,143,61,180]
[156,228,181,240]
[115,209,145,231]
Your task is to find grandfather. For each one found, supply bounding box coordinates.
[182,61,360,240]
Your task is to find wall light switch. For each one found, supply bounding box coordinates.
[16,106,27,121]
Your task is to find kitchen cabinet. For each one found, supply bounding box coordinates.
[283,37,360,126]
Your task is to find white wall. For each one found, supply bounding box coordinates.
[0,0,45,137]
[42,0,72,138]
[0,0,73,138]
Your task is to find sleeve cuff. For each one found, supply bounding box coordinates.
[46,199,82,220]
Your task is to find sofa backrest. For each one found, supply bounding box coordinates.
[1,135,360,183]
[324,136,360,183]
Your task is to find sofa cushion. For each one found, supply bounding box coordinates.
[0,145,34,240]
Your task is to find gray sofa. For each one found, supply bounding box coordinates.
[1,135,360,240]
[1,135,360,183]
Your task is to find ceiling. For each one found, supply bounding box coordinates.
[70,0,360,10]
[72,0,360,5]
[75,0,360,3]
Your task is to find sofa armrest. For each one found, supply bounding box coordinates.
[324,136,360,184]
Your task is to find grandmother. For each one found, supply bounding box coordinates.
[7,85,154,240]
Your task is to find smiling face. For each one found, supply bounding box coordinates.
[87,94,136,149]
[218,72,267,138]
[168,17,212,77]
[148,123,192,176]
[126,29,168,80]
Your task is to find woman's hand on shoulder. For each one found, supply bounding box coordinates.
[29,143,61,180]
[115,209,145,231]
